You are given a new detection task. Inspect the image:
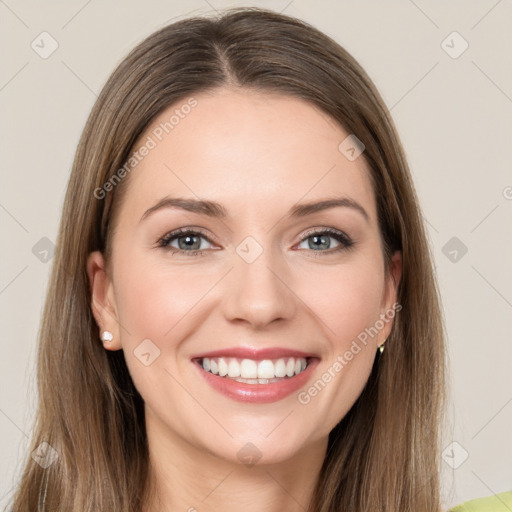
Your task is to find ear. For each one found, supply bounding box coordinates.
[86,251,122,351]
[378,250,402,345]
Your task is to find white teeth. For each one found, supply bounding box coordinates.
[274,359,286,377]
[232,377,283,385]
[227,359,240,378]
[218,358,228,377]
[200,356,309,380]
[286,358,295,377]
[295,359,307,375]
[257,360,275,379]
[240,359,258,378]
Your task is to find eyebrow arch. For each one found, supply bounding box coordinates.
[139,196,370,224]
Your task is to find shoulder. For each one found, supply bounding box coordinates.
[449,490,512,511]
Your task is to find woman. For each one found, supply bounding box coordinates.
[9,6,508,512]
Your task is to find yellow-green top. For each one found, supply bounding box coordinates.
[449,491,512,511]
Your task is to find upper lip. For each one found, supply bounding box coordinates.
[191,346,320,361]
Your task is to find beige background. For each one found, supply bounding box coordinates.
[1,0,511,509]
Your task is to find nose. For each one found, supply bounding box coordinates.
[222,244,297,329]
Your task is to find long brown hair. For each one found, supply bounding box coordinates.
[9,7,447,511]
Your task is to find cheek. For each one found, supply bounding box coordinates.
[111,254,213,398]
[296,258,385,347]
[294,260,384,427]
[334,276,383,345]
[113,251,220,344]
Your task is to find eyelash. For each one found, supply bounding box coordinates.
[156,227,355,258]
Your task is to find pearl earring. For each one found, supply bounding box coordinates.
[101,331,113,343]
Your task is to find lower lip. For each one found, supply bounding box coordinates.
[192,358,320,404]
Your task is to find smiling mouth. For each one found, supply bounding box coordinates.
[193,356,313,384]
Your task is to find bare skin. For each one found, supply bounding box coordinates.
[87,86,402,512]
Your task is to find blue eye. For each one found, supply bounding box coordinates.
[158,229,213,256]
[297,228,354,255]
[157,227,355,257]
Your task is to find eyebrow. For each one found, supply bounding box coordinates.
[139,196,370,224]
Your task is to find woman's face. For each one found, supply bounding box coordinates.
[88,87,401,465]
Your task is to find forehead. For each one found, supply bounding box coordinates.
[119,87,376,224]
